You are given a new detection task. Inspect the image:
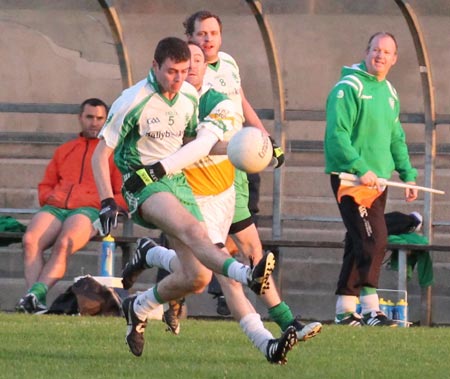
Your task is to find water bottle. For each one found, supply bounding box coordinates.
[356,297,362,315]
[396,299,408,327]
[379,298,389,316]
[387,299,395,320]
[100,234,115,277]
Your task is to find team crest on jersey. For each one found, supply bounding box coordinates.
[389,97,395,110]
[146,117,160,125]
[212,108,230,120]
[337,90,344,99]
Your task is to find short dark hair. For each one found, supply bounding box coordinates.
[154,37,191,67]
[183,10,222,37]
[367,32,398,53]
[80,98,108,115]
[187,41,206,60]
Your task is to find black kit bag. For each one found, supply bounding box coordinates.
[46,285,79,315]
[47,276,123,316]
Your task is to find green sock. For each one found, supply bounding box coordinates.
[268,301,295,330]
[336,312,353,321]
[360,287,379,316]
[152,285,164,304]
[360,286,377,296]
[28,282,48,305]
[222,257,235,277]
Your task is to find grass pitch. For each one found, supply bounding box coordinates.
[1,313,449,379]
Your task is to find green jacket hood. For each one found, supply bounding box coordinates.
[341,61,380,83]
[324,60,417,183]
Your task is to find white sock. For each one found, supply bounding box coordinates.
[134,287,162,321]
[146,246,176,273]
[239,313,274,354]
[360,294,380,315]
[336,295,358,315]
[226,261,250,285]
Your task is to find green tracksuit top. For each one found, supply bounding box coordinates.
[324,61,417,183]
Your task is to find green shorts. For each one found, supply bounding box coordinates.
[232,169,252,224]
[124,173,203,229]
[40,205,99,223]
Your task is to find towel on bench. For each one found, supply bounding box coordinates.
[387,233,434,288]
[0,216,26,246]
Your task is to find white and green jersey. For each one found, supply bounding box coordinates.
[184,86,239,196]
[204,51,244,126]
[100,69,198,177]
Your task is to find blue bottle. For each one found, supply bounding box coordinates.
[356,298,362,315]
[100,234,115,277]
[387,299,395,319]
[379,298,389,316]
[396,299,408,327]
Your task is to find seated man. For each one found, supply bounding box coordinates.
[16,98,126,314]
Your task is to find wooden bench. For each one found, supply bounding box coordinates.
[1,209,447,325]
[0,208,137,268]
[0,230,137,268]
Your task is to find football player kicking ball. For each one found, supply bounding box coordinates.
[92,37,278,359]
[121,41,297,365]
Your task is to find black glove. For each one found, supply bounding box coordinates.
[99,198,129,235]
[124,162,166,193]
[269,136,285,168]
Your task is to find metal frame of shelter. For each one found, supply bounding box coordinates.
[99,1,442,326]
[99,0,439,244]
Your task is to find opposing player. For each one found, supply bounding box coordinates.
[184,10,322,340]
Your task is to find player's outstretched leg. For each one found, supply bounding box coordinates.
[122,238,157,289]
[122,295,148,357]
[265,325,298,365]
[247,251,276,295]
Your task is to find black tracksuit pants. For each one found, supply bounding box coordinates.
[330,175,388,296]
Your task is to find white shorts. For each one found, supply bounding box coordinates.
[195,185,235,245]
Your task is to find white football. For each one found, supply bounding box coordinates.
[227,126,273,174]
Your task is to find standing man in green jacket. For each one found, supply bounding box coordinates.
[324,32,418,327]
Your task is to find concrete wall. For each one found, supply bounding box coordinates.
[1,1,450,133]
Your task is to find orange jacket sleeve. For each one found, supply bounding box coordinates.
[109,157,128,210]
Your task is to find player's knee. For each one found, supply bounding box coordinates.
[189,270,212,294]
[22,232,33,252]
[53,237,75,256]
[22,232,42,259]
[182,221,209,243]
[248,247,263,260]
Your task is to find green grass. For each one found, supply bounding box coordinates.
[1,313,450,379]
